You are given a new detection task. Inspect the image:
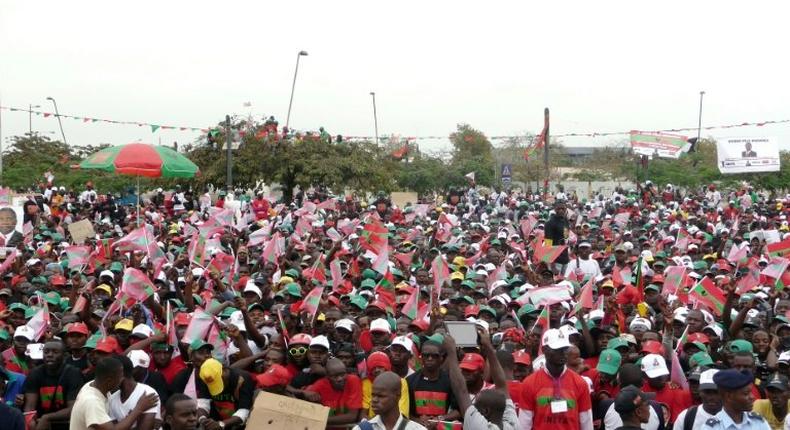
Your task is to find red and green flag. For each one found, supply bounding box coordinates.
[726,245,748,265]
[65,245,91,269]
[300,286,324,316]
[663,266,686,295]
[776,271,790,291]
[119,267,156,303]
[180,310,215,344]
[689,277,726,315]
[736,264,760,295]
[437,422,463,430]
[330,259,344,291]
[762,257,789,279]
[533,242,567,264]
[401,287,419,320]
[767,238,790,258]
[187,233,207,267]
[430,255,449,306]
[375,270,397,315]
[359,221,388,254]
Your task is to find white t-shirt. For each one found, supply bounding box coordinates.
[564,257,602,280]
[674,406,717,430]
[107,382,161,427]
[70,383,112,430]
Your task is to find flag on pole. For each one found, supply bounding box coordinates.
[27,300,50,342]
[300,286,323,316]
[359,221,388,254]
[248,228,269,247]
[762,257,790,279]
[431,255,449,306]
[330,259,344,291]
[187,234,207,267]
[65,245,91,269]
[180,310,215,344]
[767,238,790,258]
[726,245,748,264]
[371,244,390,275]
[118,268,156,303]
[777,271,790,291]
[689,277,727,315]
[516,285,572,307]
[533,243,567,264]
[401,287,419,320]
[662,266,686,295]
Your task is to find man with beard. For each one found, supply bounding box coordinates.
[519,328,593,430]
[197,358,255,430]
[23,340,84,430]
[406,340,460,427]
[304,358,362,430]
[674,369,722,430]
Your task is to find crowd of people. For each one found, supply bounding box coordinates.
[0,179,789,430]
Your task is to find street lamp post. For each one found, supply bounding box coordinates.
[285,50,308,131]
[697,91,705,145]
[370,92,379,145]
[29,104,40,135]
[46,97,67,145]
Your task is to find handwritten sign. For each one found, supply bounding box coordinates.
[246,392,329,430]
[67,219,96,245]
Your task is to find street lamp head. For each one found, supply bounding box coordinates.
[46,97,54,101]
[370,92,375,96]
[299,50,308,56]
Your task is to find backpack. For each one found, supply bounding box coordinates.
[682,405,698,430]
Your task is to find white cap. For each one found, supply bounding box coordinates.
[131,324,154,338]
[309,335,330,350]
[558,324,579,338]
[541,328,572,350]
[25,259,41,267]
[532,354,546,371]
[778,350,790,364]
[483,263,496,272]
[128,350,151,368]
[629,317,653,331]
[588,309,605,320]
[243,280,263,298]
[641,354,669,378]
[100,270,114,279]
[673,307,689,322]
[192,267,204,277]
[699,369,719,390]
[14,325,35,341]
[26,343,44,360]
[390,336,414,354]
[334,318,355,332]
[370,318,391,333]
[473,318,489,332]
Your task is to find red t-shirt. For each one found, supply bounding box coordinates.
[583,368,620,401]
[306,375,363,430]
[507,380,522,410]
[520,367,592,430]
[251,199,270,220]
[642,382,693,423]
[154,355,186,385]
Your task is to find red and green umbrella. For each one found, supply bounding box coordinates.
[79,143,199,178]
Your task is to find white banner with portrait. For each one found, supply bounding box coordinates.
[717,137,780,174]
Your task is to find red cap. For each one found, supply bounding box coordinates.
[464,305,480,318]
[685,332,710,345]
[256,364,291,388]
[95,336,121,354]
[65,322,90,336]
[174,313,191,327]
[50,275,67,286]
[641,340,665,355]
[459,353,485,372]
[651,274,664,284]
[513,350,532,366]
[366,351,392,372]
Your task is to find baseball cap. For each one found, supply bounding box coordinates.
[367,351,392,371]
[541,328,571,350]
[390,336,414,354]
[127,350,151,368]
[728,339,753,353]
[95,336,122,354]
[370,318,392,334]
[641,340,665,356]
[256,364,291,388]
[613,386,655,414]
[199,358,225,396]
[115,319,134,332]
[597,349,622,376]
[243,281,263,299]
[513,350,532,366]
[309,335,330,350]
[131,324,154,338]
[95,284,113,295]
[13,325,35,341]
[607,338,630,351]
[641,354,669,378]
[766,373,789,391]
[690,351,714,367]
[65,322,90,336]
[188,339,214,354]
[459,353,486,372]
[334,318,355,333]
[699,369,720,390]
[629,317,652,332]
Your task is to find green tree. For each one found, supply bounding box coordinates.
[448,124,495,187]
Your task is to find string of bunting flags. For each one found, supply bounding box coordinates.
[2,104,790,140]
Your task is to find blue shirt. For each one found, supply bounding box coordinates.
[704,409,771,430]
[2,370,25,406]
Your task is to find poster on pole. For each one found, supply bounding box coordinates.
[630,131,689,158]
[717,137,780,174]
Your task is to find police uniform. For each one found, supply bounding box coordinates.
[704,369,771,430]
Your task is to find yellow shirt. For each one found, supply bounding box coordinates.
[752,399,790,430]
[361,377,410,418]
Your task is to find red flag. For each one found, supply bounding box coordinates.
[690,277,727,315]
[577,278,594,309]
[520,216,538,238]
[330,259,344,291]
[662,266,686,295]
[300,286,324,315]
[736,264,761,295]
[533,242,567,264]
[727,245,748,264]
[359,221,388,254]
[768,238,790,258]
[187,234,207,267]
[65,245,91,268]
[393,251,415,268]
[762,257,790,279]
[118,268,156,303]
[371,244,390,275]
[181,310,215,344]
[431,255,449,305]
[401,287,419,320]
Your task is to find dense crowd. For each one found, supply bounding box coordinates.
[0,179,789,430]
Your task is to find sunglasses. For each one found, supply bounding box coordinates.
[289,346,308,356]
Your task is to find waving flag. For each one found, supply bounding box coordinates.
[65,245,91,269]
[359,221,389,254]
[662,266,686,295]
[187,234,207,267]
[431,255,450,304]
[330,259,344,291]
[520,216,538,238]
[206,252,235,284]
[119,268,156,303]
[516,285,572,307]
[114,226,150,252]
[181,310,215,344]
[577,278,595,309]
[261,233,284,263]
[401,287,419,320]
[762,257,790,279]
[767,238,790,258]
[533,243,567,264]
[317,199,337,212]
[393,251,415,269]
[326,227,343,242]
[690,277,727,315]
[726,244,749,264]
[300,286,323,316]
[371,244,390,275]
[337,218,360,236]
[776,271,790,291]
[27,301,50,342]
[736,264,761,295]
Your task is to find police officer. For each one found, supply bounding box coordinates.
[613,386,654,430]
[704,369,770,430]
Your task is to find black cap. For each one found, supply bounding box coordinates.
[766,373,789,391]
[713,369,754,390]
[614,386,655,414]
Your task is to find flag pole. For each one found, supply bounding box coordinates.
[543,108,550,198]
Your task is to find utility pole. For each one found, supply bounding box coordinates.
[225,115,232,191]
[370,92,379,144]
[29,104,40,135]
[697,91,705,144]
[543,107,550,197]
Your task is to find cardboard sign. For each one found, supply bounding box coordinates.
[390,192,419,209]
[246,392,329,430]
[67,219,96,245]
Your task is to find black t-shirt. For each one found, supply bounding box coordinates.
[171,367,211,401]
[290,370,322,389]
[64,353,89,372]
[544,214,570,264]
[406,369,457,417]
[23,364,84,416]
[140,369,170,405]
[209,368,255,421]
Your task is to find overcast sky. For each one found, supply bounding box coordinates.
[2,1,790,153]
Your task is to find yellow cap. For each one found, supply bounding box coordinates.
[452,256,466,267]
[450,271,464,281]
[115,318,134,332]
[199,358,225,396]
[278,276,294,285]
[96,284,112,296]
